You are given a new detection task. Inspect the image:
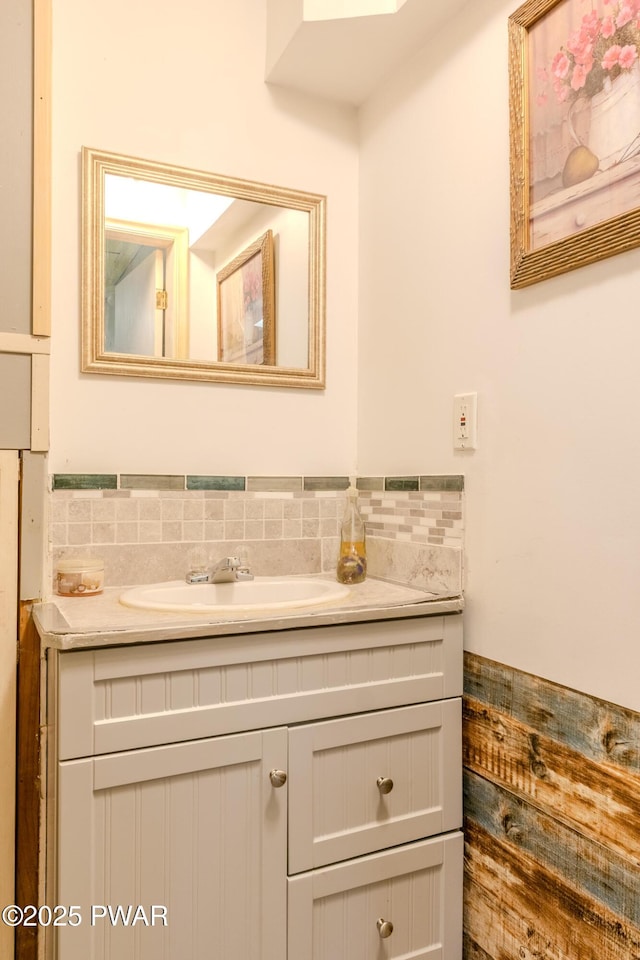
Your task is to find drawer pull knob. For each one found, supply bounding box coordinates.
[377,776,394,794]
[269,769,287,787]
[376,918,394,938]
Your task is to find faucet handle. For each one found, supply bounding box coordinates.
[186,569,210,584]
[235,551,253,580]
[186,547,210,583]
[210,554,253,582]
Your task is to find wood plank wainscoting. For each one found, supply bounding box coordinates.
[463,652,640,960]
[16,604,42,960]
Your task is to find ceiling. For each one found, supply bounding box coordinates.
[265,0,473,106]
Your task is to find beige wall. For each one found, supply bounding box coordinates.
[357,0,640,711]
[50,0,360,477]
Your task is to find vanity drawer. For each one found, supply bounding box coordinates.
[56,615,462,759]
[287,831,463,960]
[287,699,462,873]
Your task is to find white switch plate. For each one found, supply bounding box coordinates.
[453,392,477,450]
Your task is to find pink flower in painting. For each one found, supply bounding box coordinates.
[570,62,589,89]
[551,50,571,79]
[536,91,548,106]
[567,31,593,63]
[616,2,635,27]
[619,42,638,66]
[602,43,622,68]
[543,1,640,103]
[582,10,602,38]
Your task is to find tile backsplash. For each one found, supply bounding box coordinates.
[48,474,464,597]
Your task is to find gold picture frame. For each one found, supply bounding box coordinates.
[510,0,640,288]
[216,230,275,366]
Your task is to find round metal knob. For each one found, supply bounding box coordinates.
[377,918,394,939]
[269,769,287,788]
[376,776,394,795]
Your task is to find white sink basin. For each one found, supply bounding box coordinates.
[119,577,350,614]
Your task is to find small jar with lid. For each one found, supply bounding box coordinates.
[56,557,104,597]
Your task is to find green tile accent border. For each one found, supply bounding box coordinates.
[420,475,464,492]
[186,475,246,491]
[52,474,117,490]
[356,476,384,491]
[385,476,420,491]
[51,473,463,494]
[303,476,350,491]
[120,474,185,490]
[246,476,303,492]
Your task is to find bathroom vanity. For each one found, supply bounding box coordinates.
[34,579,463,960]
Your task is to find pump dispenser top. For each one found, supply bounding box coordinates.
[336,480,367,584]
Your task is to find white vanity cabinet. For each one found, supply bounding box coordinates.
[48,612,463,960]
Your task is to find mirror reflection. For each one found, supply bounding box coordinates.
[82,148,326,388]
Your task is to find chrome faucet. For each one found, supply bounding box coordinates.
[186,555,253,584]
[210,556,253,583]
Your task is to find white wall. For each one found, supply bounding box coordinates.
[50,0,359,476]
[51,0,640,709]
[358,0,640,710]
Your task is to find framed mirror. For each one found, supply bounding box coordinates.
[82,147,326,388]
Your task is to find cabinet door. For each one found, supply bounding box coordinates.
[56,728,287,960]
[288,832,463,960]
[288,700,461,873]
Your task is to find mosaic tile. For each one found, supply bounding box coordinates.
[187,475,246,491]
[92,523,115,544]
[53,474,117,490]
[68,500,92,521]
[47,473,464,590]
[283,500,303,519]
[245,520,265,540]
[183,521,205,541]
[116,522,139,543]
[120,474,184,490]
[68,523,91,544]
[356,477,384,490]
[385,477,419,491]
[419,475,464,491]
[245,500,265,520]
[303,476,350,491]
[264,520,283,539]
[246,476,302,492]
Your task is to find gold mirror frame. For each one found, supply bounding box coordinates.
[82,147,326,388]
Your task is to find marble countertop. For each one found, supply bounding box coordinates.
[33,576,463,651]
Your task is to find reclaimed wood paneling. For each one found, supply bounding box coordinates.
[16,604,41,960]
[463,652,640,960]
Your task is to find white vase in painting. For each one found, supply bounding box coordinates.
[588,60,640,171]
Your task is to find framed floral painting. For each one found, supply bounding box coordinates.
[217,229,275,364]
[509,0,640,287]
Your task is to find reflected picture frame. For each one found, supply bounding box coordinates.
[216,230,275,365]
[509,0,640,288]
